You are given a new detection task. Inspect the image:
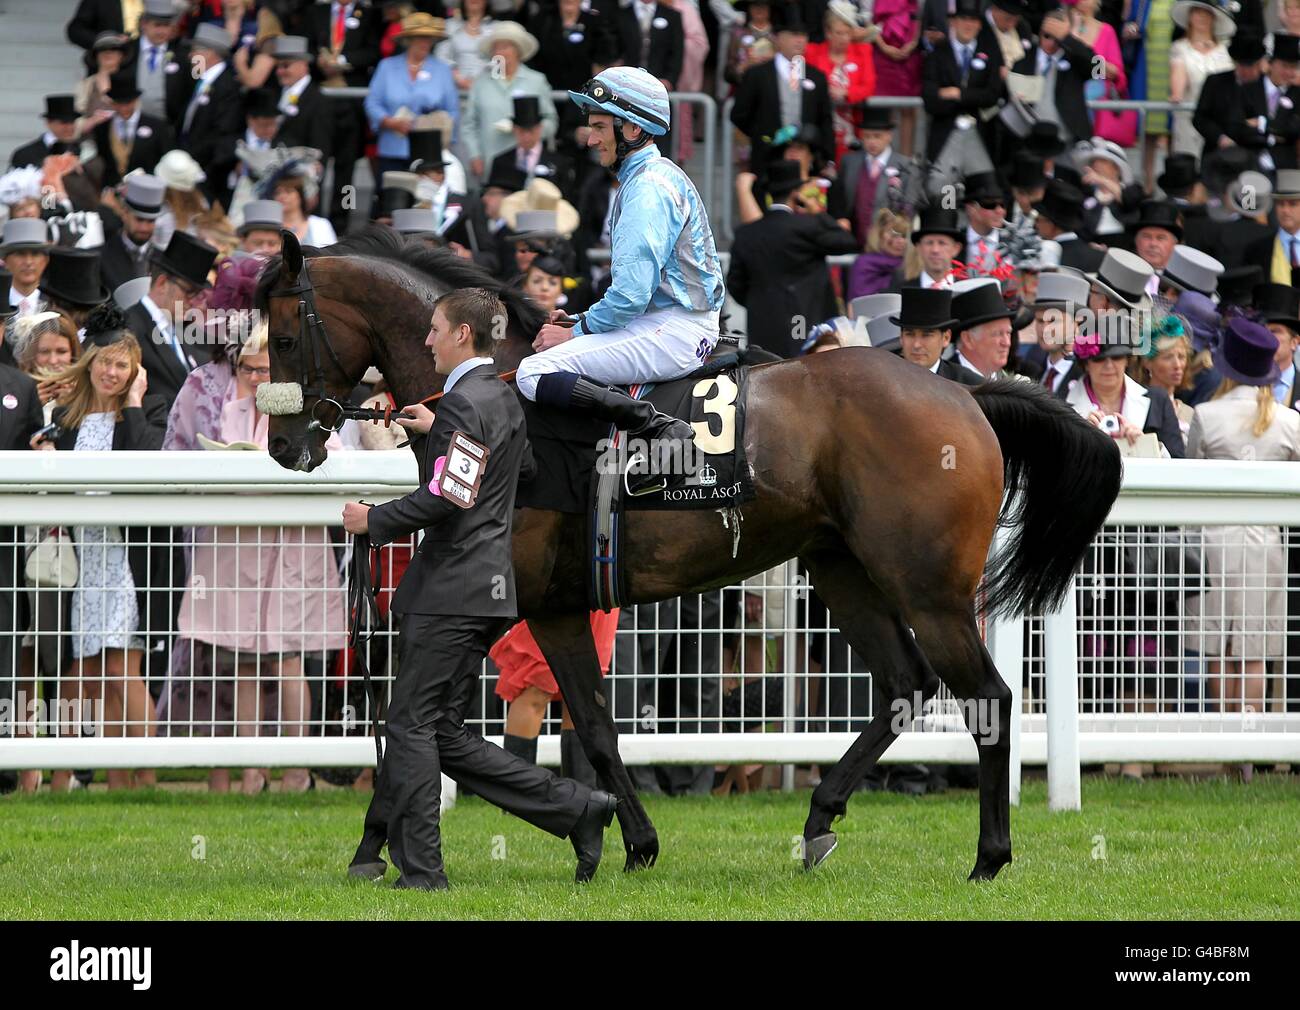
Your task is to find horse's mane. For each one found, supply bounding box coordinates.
[256,225,546,339]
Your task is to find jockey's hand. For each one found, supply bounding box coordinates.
[393,402,435,434]
[342,502,371,536]
[533,323,574,352]
[545,308,571,324]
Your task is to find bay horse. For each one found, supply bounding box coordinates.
[257,227,1122,881]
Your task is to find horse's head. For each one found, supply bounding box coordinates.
[258,231,373,471]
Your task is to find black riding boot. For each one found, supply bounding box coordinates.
[560,728,599,789]
[536,373,695,495]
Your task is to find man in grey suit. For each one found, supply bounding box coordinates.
[832,106,922,246]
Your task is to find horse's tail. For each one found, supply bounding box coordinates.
[971,378,1122,617]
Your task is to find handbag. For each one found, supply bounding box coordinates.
[24,527,78,589]
[1094,79,1139,148]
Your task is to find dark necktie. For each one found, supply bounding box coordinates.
[148,45,160,73]
[960,45,972,82]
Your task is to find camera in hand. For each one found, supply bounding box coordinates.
[1099,413,1122,436]
[32,421,63,446]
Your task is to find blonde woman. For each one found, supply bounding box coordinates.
[848,208,911,299]
[33,309,169,791]
[1186,320,1300,761]
[1136,316,1196,437]
[154,149,211,248]
[177,326,348,794]
[1169,1,1235,158]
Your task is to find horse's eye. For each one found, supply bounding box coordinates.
[273,335,294,353]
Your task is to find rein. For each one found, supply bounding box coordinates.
[347,533,385,775]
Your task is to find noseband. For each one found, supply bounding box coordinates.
[266,259,354,432]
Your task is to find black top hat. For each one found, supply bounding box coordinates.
[1214,316,1281,385]
[1252,282,1300,333]
[1033,178,1085,232]
[244,88,281,120]
[911,207,964,243]
[1009,154,1046,191]
[1201,145,1253,195]
[1217,264,1262,306]
[950,0,982,17]
[483,159,526,193]
[1157,152,1199,195]
[409,129,449,171]
[767,160,804,197]
[0,269,16,320]
[106,73,142,104]
[41,248,110,308]
[1229,29,1266,63]
[859,104,895,132]
[953,281,1015,331]
[889,287,958,330]
[963,172,1005,205]
[771,2,809,33]
[378,186,416,217]
[150,231,218,290]
[42,94,77,122]
[1131,199,1183,239]
[511,95,542,128]
[1024,122,1066,158]
[1274,33,1300,63]
[990,0,1028,14]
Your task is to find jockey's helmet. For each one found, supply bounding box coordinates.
[569,67,671,138]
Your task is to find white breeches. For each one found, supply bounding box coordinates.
[515,307,721,400]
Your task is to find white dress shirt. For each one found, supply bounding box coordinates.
[9,287,42,318]
[140,293,189,368]
[958,349,990,378]
[443,355,495,394]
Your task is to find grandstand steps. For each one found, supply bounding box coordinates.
[0,0,83,170]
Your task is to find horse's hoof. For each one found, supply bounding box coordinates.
[967,851,1011,882]
[623,836,659,872]
[803,832,837,870]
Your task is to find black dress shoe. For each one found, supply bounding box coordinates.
[569,790,618,883]
[392,874,449,891]
[347,859,388,882]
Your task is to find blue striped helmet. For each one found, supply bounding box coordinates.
[569,67,670,137]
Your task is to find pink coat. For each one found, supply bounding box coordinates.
[177,395,348,655]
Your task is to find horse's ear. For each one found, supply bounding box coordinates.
[281,229,303,279]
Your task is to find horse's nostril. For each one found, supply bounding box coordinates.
[268,436,292,458]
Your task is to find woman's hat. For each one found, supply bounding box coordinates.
[1131,199,1183,239]
[93,31,131,52]
[1030,270,1091,311]
[41,248,110,308]
[82,301,132,347]
[1251,282,1300,334]
[1213,316,1281,385]
[155,149,206,192]
[1033,178,1085,232]
[121,173,165,219]
[826,1,862,28]
[1173,289,1221,352]
[500,178,579,237]
[528,254,568,278]
[42,94,77,123]
[1159,245,1221,297]
[1157,152,1199,195]
[888,287,958,330]
[1171,0,1236,39]
[952,279,1015,331]
[399,12,448,40]
[766,159,805,196]
[910,207,964,243]
[0,218,53,255]
[481,21,538,60]
[1089,248,1154,310]
[150,231,218,290]
[408,129,449,171]
[1075,136,1132,184]
[1076,311,1141,360]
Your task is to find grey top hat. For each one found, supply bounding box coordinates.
[122,173,165,219]
[1031,270,1091,311]
[1274,168,1300,199]
[1226,170,1272,217]
[391,208,440,236]
[850,293,900,321]
[270,36,314,63]
[1090,248,1154,309]
[1160,245,1223,297]
[866,313,899,350]
[513,209,559,239]
[0,218,52,256]
[142,0,180,19]
[238,199,285,235]
[191,22,233,57]
[113,276,151,311]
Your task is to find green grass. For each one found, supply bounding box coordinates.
[2,776,1298,919]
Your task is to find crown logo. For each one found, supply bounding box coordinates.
[698,462,717,487]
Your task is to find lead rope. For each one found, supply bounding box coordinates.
[348,534,385,776]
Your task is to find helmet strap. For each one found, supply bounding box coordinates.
[611,115,654,170]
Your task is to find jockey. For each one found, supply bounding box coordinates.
[517,66,726,494]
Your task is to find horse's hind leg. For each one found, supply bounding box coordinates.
[798,551,941,869]
[526,612,659,872]
[908,606,1012,881]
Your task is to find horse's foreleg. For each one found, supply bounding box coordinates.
[526,613,659,872]
[798,552,940,868]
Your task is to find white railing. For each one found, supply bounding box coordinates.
[1,452,1297,810]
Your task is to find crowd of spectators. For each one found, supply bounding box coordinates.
[1,0,1299,795]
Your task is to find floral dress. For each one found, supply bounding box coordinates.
[71,412,142,658]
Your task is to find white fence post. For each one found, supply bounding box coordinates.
[1045,575,1082,811]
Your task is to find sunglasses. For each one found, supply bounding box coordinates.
[977,199,1006,210]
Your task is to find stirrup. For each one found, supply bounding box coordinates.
[623,451,668,497]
